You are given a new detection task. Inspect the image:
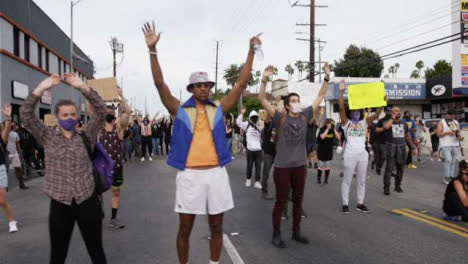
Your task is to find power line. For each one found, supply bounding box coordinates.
[382,36,461,60]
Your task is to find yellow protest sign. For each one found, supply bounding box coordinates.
[348,82,387,110]
[461,1,468,11]
[462,54,468,65]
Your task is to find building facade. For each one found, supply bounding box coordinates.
[0,0,93,123]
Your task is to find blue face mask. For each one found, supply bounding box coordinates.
[351,111,361,123]
[58,118,77,131]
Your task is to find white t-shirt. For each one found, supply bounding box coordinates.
[440,119,460,147]
[7,131,19,154]
[236,114,262,151]
[343,120,367,154]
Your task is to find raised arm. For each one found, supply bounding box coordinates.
[320,125,330,140]
[1,104,12,145]
[236,107,248,131]
[338,80,349,126]
[21,75,61,145]
[366,97,386,127]
[220,36,259,113]
[142,21,180,116]
[117,88,131,134]
[312,63,330,113]
[257,65,276,117]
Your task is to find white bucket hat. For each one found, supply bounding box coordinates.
[186,72,215,92]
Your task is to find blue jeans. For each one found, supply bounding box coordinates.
[441,146,458,179]
[152,138,160,155]
[226,137,233,155]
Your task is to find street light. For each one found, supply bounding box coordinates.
[70,0,83,73]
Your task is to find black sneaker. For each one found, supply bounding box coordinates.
[342,205,350,215]
[394,186,403,193]
[356,204,371,213]
[292,231,310,244]
[272,232,287,248]
[376,169,381,175]
[384,189,390,195]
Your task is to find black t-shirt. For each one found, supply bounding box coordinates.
[429,127,439,144]
[372,118,386,144]
[226,124,233,138]
[306,123,318,146]
[317,127,335,161]
[261,121,276,156]
[379,119,408,144]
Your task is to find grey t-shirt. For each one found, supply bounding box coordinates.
[273,106,313,168]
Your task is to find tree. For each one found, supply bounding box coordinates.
[295,60,305,80]
[223,64,240,88]
[272,66,279,77]
[410,69,420,79]
[285,64,295,80]
[425,60,452,79]
[394,63,400,78]
[333,44,384,77]
[388,66,395,78]
[254,70,262,93]
[415,60,424,77]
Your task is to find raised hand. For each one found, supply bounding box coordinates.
[263,65,274,78]
[339,79,346,92]
[2,103,11,119]
[323,62,330,77]
[37,75,61,91]
[249,34,262,51]
[241,106,246,115]
[64,73,86,91]
[142,21,161,49]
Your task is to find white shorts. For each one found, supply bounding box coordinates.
[175,167,234,215]
[0,164,7,188]
[9,153,21,168]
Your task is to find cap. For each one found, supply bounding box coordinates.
[459,160,468,169]
[186,72,215,92]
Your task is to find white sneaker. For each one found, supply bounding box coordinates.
[438,159,442,162]
[9,221,18,233]
[254,181,262,189]
[430,157,434,161]
[149,156,153,161]
[141,157,145,162]
[245,179,251,187]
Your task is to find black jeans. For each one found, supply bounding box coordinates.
[261,152,274,193]
[384,144,406,190]
[443,192,468,221]
[372,143,386,171]
[247,150,262,181]
[141,136,153,158]
[49,194,106,264]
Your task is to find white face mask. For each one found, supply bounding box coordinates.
[290,103,303,114]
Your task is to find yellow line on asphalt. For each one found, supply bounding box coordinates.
[392,209,468,238]
[401,208,468,233]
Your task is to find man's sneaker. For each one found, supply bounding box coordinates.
[395,186,403,193]
[292,231,310,244]
[9,221,18,233]
[272,232,286,248]
[356,204,371,213]
[262,192,274,200]
[301,209,308,218]
[109,219,125,229]
[149,156,153,161]
[245,179,251,187]
[408,164,417,169]
[384,189,390,196]
[254,181,262,190]
[281,211,289,220]
[342,205,350,215]
[443,178,450,185]
[141,157,145,162]
[437,158,442,162]
[443,215,462,222]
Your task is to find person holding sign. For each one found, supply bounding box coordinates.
[258,63,330,248]
[338,80,384,214]
[142,21,259,264]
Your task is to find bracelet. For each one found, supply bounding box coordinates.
[324,76,330,82]
[149,51,157,56]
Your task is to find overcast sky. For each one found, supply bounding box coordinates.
[33,0,456,114]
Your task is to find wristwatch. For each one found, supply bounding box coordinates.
[324,76,330,82]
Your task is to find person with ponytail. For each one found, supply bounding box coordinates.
[316,118,340,184]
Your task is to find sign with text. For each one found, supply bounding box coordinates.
[347,82,387,110]
[44,114,57,127]
[327,81,426,100]
[41,90,52,105]
[11,81,28,100]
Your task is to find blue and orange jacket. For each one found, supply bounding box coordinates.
[167,96,232,170]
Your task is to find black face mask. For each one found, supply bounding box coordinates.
[250,117,259,124]
[105,114,115,123]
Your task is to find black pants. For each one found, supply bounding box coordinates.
[49,194,106,264]
[373,143,386,171]
[141,136,153,158]
[261,152,274,193]
[384,144,406,190]
[247,150,262,181]
[164,137,170,155]
[443,192,468,221]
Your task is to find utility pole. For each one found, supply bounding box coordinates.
[215,41,219,96]
[293,1,327,82]
[70,0,83,73]
[109,37,124,77]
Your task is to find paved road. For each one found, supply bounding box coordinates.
[1,154,467,264]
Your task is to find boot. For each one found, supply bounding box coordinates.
[272,230,286,248]
[18,176,29,190]
[324,170,330,184]
[316,170,322,184]
[292,230,309,244]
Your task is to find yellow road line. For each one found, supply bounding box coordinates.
[401,208,468,233]
[392,209,468,238]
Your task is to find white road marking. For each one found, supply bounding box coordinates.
[223,234,245,264]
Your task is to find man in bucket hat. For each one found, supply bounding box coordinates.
[142,21,260,264]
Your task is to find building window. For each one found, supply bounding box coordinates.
[38,44,43,68]
[58,58,62,76]
[45,50,50,72]
[13,27,20,56]
[24,35,30,62]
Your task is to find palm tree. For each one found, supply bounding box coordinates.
[295,60,304,81]
[388,66,395,78]
[410,69,420,79]
[285,64,295,80]
[223,64,240,88]
[394,63,400,78]
[415,60,424,78]
[254,70,262,93]
[272,66,279,77]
